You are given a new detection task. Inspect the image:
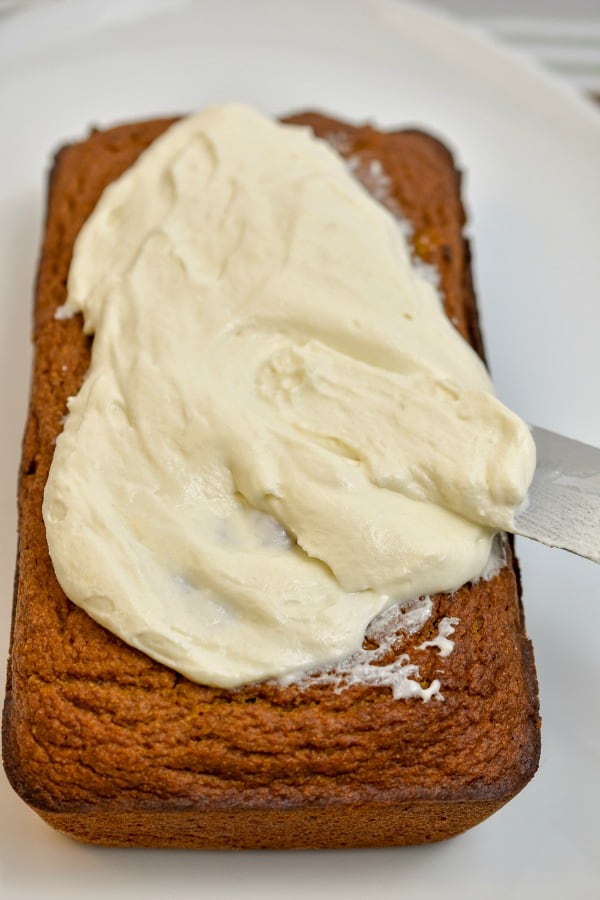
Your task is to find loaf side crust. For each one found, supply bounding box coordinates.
[2,113,540,849]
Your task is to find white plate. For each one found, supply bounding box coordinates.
[1,1,599,897]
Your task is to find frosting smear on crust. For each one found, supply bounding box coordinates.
[43,105,535,689]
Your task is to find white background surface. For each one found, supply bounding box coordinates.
[1,1,599,897]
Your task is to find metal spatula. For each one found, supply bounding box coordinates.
[514,426,600,563]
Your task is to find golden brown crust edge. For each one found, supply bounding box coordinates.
[2,112,540,849]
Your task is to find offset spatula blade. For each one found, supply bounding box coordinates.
[514,426,600,563]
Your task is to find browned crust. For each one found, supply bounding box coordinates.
[36,799,506,849]
[2,112,540,848]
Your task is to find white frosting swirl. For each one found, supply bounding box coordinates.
[43,105,535,687]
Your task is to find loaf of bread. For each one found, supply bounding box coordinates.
[2,112,540,849]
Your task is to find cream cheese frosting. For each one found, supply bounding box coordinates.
[43,104,536,688]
